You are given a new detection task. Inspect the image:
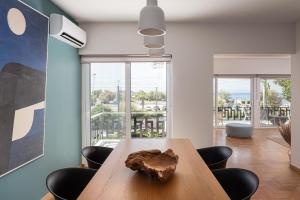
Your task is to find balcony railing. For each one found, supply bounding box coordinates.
[131,112,166,138]
[260,106,290,125]
[90,112,166,144]
[216,106,291,126]
[217,106,251,121]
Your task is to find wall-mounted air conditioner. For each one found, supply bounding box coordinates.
[50,14,87,48]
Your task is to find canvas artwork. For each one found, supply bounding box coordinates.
[0,0,48,177]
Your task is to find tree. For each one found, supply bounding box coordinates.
[218,90,232,107]
[274,80,291,102]
[92,89,102,97]
[261,80,270,107]
[91,104,112,115]
[267,90,283,107]
[91,89,102,105]
[146,91,166,101]
[99,90,116,104]
[133,91,146,111]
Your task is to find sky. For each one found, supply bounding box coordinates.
[0,0,48,71]
[217,78,283,94]
[91,62,167,93]
[90,64,286,95]
[217,79,251,93]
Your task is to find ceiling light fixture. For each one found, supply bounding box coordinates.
[144,36,164,49]
[138,0,166,36]
[148,48,165,56]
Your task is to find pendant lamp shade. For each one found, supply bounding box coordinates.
[138,0,166,36]
[144,36,164,49]
[148,48,165,56]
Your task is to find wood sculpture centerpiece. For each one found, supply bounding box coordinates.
[125,149,179,182]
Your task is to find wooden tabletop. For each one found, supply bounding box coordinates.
[78,138,230,200]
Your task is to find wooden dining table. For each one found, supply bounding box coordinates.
[78,138,230,200]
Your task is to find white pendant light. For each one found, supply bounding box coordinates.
[144,36,164,49]
[148,48,165,56]
[138,0,166,36]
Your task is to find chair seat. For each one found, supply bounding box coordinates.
[213,168,259,200]
[82,146,113,169]
[46,168,96,200]
[197,146,232,170]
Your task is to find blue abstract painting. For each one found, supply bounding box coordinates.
[0,0,48,177]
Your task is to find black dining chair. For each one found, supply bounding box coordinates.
[46,168,96,200]
[213,168,259,200]
[196,146,233,170]
[82,146,113,169]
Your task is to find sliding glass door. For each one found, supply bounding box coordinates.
[85,61,170,147]
[214,76,291,128]
[215,78,252,126]
[259,78,291,127]
[90,63,126,146]
[131,62,167,138]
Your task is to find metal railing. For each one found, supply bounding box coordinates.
[131,112,166,138]
[90,112,167,143]
[216,106,291,125]
[217,106,251,121]
[260,106,290,125]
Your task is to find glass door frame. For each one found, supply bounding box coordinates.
[214,75,255,128]
[213,74,291,128]
[255,75,291,127]
[81,57,172,148]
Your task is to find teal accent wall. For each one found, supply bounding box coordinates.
[0,0,81,199]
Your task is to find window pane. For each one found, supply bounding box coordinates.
[131,62,167,138]
[90,63,125,147]
[260,79,291,126]
[216,78,252,126]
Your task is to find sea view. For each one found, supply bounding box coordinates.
[230,93,251,101]
[229,93,289,106]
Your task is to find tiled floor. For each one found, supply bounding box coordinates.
[214,128,300,200]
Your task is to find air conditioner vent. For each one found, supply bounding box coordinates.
[50,14,87,48]
[60,32,84,47]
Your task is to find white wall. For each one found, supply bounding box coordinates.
[291,22,300,168]
[214,56,291,75]
[80,22,295,148]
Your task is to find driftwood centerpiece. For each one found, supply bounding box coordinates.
[125,149,179,182]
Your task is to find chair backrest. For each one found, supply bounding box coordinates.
[197,146,233,169]
[46,168,96,200]
[213,168,259,200]
[82,146,113,169]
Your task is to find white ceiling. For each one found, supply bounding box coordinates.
[50,0,300,23]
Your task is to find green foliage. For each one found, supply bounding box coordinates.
[91,104,112,115]
[91,89,102,105]
[218,90,232,106]
[267,90,283,107]
[261,79,291,107]
[274,80,291,102]
[133,91,146,111]
[91,89,116,105]
[99,90,116,104]
[133,90,166,101]
[261,80,270,107]
[132,90,167,111]
[146,91,166,101]
[133,91,147,100]
[92,89,102,97]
